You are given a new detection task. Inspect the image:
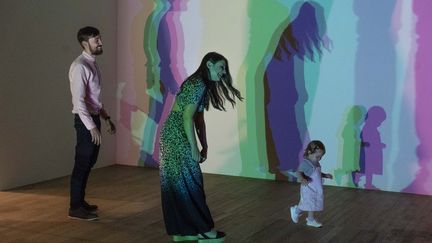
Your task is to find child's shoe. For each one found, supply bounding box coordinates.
[290,205,300,223]
[306,218,322,228]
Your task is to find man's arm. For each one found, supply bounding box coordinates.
[70,64,101,145]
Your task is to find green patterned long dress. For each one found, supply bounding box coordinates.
[159,77,214,235]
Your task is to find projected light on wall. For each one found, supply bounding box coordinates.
[117,0,432,196]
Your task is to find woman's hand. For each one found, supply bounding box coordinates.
[199,148,208,163]
[325,173,333,179]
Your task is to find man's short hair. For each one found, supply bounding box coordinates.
[77,26,100,47]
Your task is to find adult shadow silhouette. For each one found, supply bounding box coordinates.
[403,0,432,195]
[264,1,329,181]
[353,0,397,189]
[139,0,188,167]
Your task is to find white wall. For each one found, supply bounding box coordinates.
[0,0,117,190]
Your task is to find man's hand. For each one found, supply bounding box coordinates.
[90,128,102,145]
[105,119,116,134]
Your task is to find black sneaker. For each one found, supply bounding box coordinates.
[83,201,98,212]
[68,207,99,221]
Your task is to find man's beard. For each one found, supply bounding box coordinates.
[91,46,103,55]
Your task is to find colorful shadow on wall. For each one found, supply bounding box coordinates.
[139,0,188,167]
[264,2,329,181]
[117,0,432,196]
[403,0,432,195]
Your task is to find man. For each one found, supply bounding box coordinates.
[68,26,115,221]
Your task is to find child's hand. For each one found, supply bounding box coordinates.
[325,173,333,179]
[300,178,309,185]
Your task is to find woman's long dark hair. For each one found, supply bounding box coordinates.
[274,2,328,62]
[186,52,243,111]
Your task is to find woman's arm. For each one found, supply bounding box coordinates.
[194,111,208,162]
[183,104,201,162]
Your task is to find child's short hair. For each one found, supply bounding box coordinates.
[303,140,326,158]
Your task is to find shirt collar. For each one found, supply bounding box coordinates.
[82,51,96,62]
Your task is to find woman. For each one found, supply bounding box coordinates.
[159,52,243,242]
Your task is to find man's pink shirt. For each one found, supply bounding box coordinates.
[69,51,102,130]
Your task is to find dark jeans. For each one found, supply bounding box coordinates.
[70,114,101,209]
